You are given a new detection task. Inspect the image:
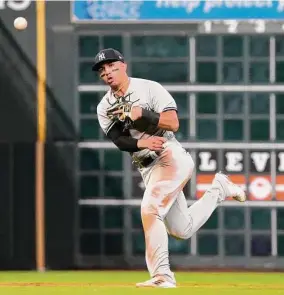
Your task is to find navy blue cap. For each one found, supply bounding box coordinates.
[92,48,125,71]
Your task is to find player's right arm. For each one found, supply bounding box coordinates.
[97,101,165,152]
[137,136,166,151]
[107,124,165,152]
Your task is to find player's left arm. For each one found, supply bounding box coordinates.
[131,82,179,132]
[158,109,179,132]
[130,108,179,132]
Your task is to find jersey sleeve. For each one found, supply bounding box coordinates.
[150,82,177,113]
[97,103,116,135]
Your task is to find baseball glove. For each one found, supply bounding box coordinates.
[106,100,134,130]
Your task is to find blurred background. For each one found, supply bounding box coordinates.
[0,0,284,272]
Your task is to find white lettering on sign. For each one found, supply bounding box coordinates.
[204,0,273,13]
[278,152,284,172]
[277,0,284,12]
[0,0,31,11]
[156,0,273,14]
[197,151,277,173]
[87,1,142,20]
[251,152,270,172]
[225,152,243,172]
[156,0,201,13]
[199,152,216,171]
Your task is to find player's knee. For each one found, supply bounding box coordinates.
[141,203,157,217]
[168,228,192,240]
[141,198,159,218]
[179,230,193,240]
[167,218,193,240]
[141,189,162,220]
[141,185,163,215]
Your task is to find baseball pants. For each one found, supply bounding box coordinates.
[139,142,221,281]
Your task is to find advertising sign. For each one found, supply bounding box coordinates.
[72,0,284,23]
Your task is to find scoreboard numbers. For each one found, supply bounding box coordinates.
[223,20,238,33]
[252,20,266,33]
[200,20,284,34]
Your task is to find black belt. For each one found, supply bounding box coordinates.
[140,156,155,168]
[132,154,157,168]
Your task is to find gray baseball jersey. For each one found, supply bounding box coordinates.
[97,77,178,159]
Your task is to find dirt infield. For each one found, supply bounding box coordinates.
[0,282,283,289]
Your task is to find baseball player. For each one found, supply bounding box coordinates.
[94,48,246,288]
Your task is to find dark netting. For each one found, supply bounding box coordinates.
[0,17,77,142]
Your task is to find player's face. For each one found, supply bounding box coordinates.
[98,61,127,88]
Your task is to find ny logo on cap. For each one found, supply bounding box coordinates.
[98,53,105,61]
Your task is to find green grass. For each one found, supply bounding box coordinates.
[0,271,283,295]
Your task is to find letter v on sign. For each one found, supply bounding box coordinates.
[251,152,270,173]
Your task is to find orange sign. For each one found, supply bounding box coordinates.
[196,174,284,201]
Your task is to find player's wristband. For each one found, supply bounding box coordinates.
[107,123,139,152]
[114,137,139,152]
[141,109,160,127]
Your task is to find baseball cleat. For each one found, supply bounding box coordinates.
[136,276,176,288]
[213,172,246,202]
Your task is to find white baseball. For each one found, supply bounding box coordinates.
[14,17,28,30]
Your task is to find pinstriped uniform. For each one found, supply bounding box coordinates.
[97,77,195,281]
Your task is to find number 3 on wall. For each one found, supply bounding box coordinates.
[253,20,266,33]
